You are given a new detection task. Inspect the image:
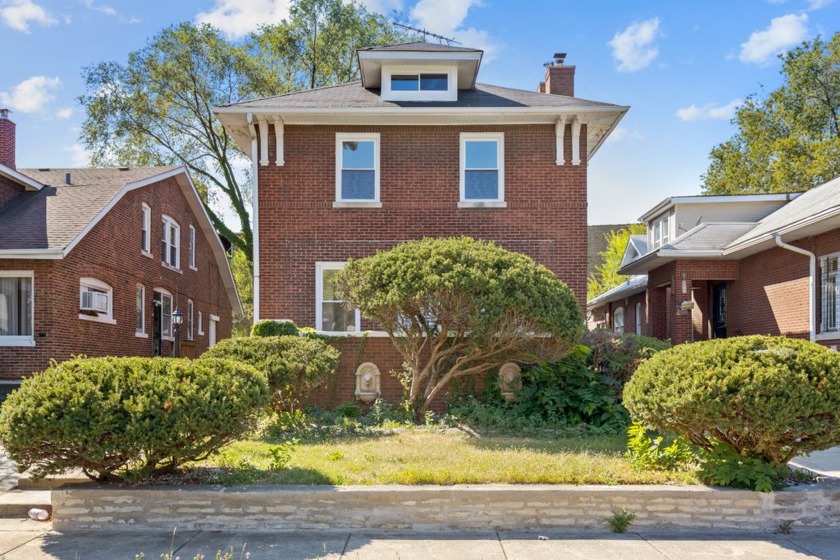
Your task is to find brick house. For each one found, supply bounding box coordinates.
[214,43,627,404]
[589,179,840,348]
[0,109,242,391]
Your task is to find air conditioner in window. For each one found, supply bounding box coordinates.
[80,290,109,314]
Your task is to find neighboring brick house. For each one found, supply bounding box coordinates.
[0,109,242,390]
[589,181,840,348]
[213,43,627,404]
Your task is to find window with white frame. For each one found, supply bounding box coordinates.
[335,133,380,204]
[381,67,457,102]
[136,284,145,335]
[188,225,196,270]
[161,215,180,269]
[821,254,840,333]
[187,299,194,340]
[155,289,174,339]
[635,302,642,335]
[0,271,34,346]
[198,310,204,336]
[79,278,114,323]
[650,213,671,250]
[460,133,504,203]
[613,307,625,335]
[316,262,360,333]
[141,203,151,255]
[391,73,448,92]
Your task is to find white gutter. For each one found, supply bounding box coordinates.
[247,112,260,323]
[774,234,815,342]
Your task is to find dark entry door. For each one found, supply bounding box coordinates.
[153,294,162,356]
[712,283,727,339]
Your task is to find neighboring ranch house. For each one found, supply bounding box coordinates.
[588,179,840,349]
[214,42,627,404]
[0,109,242,392]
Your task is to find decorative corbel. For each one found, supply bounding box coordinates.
[555,116,567,166]
[571,117,583,166]
[273,117,285,166]
[258,117,269,166]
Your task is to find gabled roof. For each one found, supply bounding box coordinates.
[358,42,482,53]
[587,275,647,308]
[0,166,243,316]
[0,162,44,191]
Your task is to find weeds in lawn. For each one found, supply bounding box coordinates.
[607,508,636,533]
[267,438,299,471]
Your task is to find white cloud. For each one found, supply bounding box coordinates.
[676,99,741,122]
[608,18,661,72]
[80,0,116,16]
[64,143,90,167]
[196,0,293,39]
[0,0,56,33]
[739,13,808,64]
[357,0,403,14]
[55,107,73,119]
[806,0,834,8]
[409,0,500,61]
[604,127,643,144]
[0,76,62,113]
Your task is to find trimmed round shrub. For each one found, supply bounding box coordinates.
[623,335,840,466]
[203,335,339,413]
[0,356,269,482]
[251,319,299,337]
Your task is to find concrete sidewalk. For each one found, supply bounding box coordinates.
[2,521,840,559]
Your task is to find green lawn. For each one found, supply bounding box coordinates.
[195,428,699,485]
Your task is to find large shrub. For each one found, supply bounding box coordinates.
[624,335,840,467]
[203,335,339,413]
[0,356,269,482]
[251,319,299,337]
[584,329,671,385]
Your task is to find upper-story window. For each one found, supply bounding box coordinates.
[650,214,671,250]
[381,66,458,102]
[79,277,114,324]
[161,215,180,269]
[391,73,448,92]
[0,271,34,347]
[141,203,151,256]
[335,133,380,206]
[460,132,505,206]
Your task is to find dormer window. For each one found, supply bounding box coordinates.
[391,73,448,92]
[381,66,458,102]
[650,214,671,250]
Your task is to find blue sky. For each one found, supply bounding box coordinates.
[1,0,838,226]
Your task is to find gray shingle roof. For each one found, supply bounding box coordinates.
[587,275,648,307]
[219,82,622,110]
[359,42,482,53]
[667,223,758,251]
[0,167,178,251]
[629,235,648,255]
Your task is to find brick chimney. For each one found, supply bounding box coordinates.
[0,109,15,169]
[542,53,575,97]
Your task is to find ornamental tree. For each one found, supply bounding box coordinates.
[335,237,584,416]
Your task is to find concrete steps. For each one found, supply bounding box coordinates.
[0,490,51,519]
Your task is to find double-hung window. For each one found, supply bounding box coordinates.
[141,203,151,255]
[136,284,146,336]
[316,262,360,333]
[0,272,34,346]
[155,290,174,339]
[161,215,180,269]
[188,225,196,270]
[650,214,671,250]
[821,254,840,333]
[79,278,114,324]
[460,133,505,206]
[187,299,194,340]
[335,133,380,206]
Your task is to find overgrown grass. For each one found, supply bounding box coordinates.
[194,428,699,486]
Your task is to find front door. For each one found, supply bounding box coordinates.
[712,283,727,339]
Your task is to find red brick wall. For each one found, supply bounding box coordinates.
[0,177,234,379]
[0,175,24,211]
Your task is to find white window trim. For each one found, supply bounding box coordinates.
[381,65,458,102]
[161,215,181,271]
[819,252,840,334]
[0,270,35,347]
[335,133,381,207]
[141,203,152,258]
[459,132,505,207]
[198,310,204,336]
[79,277,116,325]
[613,306,625,335]
[135,284,147,338]
[155,288,175,341]
[315,262,361,334]
[188,225,197,271]
[187,299,194,340]
[650,213,671,250]
[635,302,642,335]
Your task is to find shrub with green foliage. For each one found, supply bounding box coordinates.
[584,329,671,385]
[203,335,339,413]
[624,335,840,469]
[251,319,299,337]
[0,356,269,482]
[335,236,584,417]
[625,422,696,472]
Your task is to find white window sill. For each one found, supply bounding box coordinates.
[198,331,204,337]
[135,332,149,338]
[816,331,840,341]
[333,201,382,209]
[161,262,183,274]
[79,314,117,325]
[141,250,153,259]
[162,335,174,342]
[0,338,35,347]
[458,201,507,209]
[189,265,198,272]
[315,330,390,338]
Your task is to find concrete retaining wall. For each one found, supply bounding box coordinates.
[52,482,840,532]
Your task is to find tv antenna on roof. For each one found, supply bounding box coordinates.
[392,22,461,46]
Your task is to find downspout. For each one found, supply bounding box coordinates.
[247,112,260,323]
[774,234,815,342]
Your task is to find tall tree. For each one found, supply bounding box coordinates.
[79,0,409,272]
[587,224,646,301]
[703,33,840,194]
